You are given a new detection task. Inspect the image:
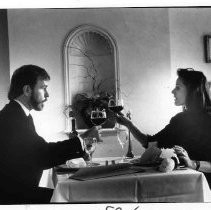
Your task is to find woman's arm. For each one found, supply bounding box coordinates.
[179,159,211,173]
[174,145,211,172]
[196,161,211,173]
[116,115,148,148]
[116,112,179,148]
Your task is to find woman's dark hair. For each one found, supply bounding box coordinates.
[177,68,211,111]
[8,65,50,100]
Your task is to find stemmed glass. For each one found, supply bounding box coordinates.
[83,137,97,166]
[108,98,127,160]
[108,98,124,115]
[90,108,107,126]
[117,129,129,161]
[108,98,124,129]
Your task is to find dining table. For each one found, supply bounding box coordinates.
[50,157,211,203]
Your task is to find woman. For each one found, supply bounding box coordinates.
[116,68,211,186]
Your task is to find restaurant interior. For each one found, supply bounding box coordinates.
[1,7,211,203]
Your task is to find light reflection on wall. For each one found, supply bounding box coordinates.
[31,101,67,143]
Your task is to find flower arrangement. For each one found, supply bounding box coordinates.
[66,91,115,128]
[64,46,116,129]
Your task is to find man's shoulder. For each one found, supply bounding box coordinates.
[0,101,23,119]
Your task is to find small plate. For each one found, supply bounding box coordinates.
[132,162,160,167]
[176,165,187,170]
[55,165,80,173]
[129,158,160,167]
[55,162,101,173]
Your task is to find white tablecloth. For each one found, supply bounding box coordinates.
[51,158,211,203]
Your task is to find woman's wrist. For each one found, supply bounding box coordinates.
[126,120,148,148]
[127,121,133,130]
[190,160,200,170]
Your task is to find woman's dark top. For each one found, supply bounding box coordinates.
[148,110,211,187]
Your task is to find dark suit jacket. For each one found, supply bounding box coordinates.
[0,100,84,204]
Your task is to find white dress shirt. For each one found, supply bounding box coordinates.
[14,99,30,116]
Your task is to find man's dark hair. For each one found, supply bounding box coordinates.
[177,68,211,111]
[8,65,50,100]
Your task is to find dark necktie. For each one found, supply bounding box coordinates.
[27,114,36,132]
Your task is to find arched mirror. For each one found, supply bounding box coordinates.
[63,24,120,130]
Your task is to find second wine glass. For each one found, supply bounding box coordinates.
[108,98,124,114]
[108,98,124,130]
[83,137,97,166]
[90,108,107,126]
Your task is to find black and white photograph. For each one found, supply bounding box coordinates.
[1,0,211,209]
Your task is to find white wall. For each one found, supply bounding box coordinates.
[169,8,211,79]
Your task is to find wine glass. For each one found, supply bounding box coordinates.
[90,108,107,126]
[108,98,124,114]
[108,97,124,130]
[117,129,129,162]
[83,137,97,166]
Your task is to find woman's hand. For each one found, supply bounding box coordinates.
[173,145,197,169]
[116,114,132,128]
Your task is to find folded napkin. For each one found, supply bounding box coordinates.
[70,163,145,180]
[130,146,162,166]
[66,158,87,168]
[56,158,87,173]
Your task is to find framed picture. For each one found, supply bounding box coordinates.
[204,35,211,63]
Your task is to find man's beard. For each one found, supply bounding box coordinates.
[30,93,44,111]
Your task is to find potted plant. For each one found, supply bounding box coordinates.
[71,91,115,129]
[64,46,116,129]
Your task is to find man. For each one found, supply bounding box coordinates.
[0,65,92,204]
